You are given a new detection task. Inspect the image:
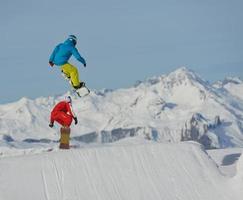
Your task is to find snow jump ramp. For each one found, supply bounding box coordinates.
[0,142,241,200]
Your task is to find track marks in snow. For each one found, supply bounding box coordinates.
[0,143,242,200]
[41,169,50,200]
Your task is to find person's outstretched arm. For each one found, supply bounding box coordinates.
[72,47,86,66]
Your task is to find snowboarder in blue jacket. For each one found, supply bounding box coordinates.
[49,35,87,89]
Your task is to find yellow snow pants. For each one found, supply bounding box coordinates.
[61,63,81,88]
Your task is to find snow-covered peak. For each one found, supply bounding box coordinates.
[136,66,209,90]
[168,66,196,79]
[134,67,212,107]
[167,67,210,88]
[135,67,202,87]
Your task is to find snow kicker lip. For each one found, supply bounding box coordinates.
[0,142,241,200]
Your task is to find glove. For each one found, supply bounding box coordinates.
[83,63,86,67]
[74,117,78,125]
[49,122,54,128]
[49,61,54,67]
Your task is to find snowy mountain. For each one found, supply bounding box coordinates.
[0,67,243,150]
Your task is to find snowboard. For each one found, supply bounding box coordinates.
[73,84,90,98]
[62,73,90,97]
[45,145,80,152]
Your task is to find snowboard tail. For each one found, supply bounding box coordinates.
[59,127,71,149]
[74,85,90,97]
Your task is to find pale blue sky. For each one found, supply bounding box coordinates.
[0,0,242,103]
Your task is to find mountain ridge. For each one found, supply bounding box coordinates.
[1,67,243,149]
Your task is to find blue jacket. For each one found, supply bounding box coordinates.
[49,39,86,66]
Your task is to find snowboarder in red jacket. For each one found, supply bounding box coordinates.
[49,96,78,128]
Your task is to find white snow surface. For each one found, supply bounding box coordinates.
[0,67,243,150]
[207,148,242,177]
[0,142,242,200]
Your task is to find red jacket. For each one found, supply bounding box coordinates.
[51,101,76,118]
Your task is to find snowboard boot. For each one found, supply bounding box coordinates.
[73,82,90,97]
[80,81,85,88]
[73,82,85,90]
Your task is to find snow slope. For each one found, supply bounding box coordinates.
[207,148,242,177]
[230,152,243,198]
[0,67,243,150]
[0,142,242,200]
[214,77,243,101]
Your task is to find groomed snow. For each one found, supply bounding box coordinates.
[0,142,242,200]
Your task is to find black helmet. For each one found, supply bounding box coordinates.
[68,35,77,45]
